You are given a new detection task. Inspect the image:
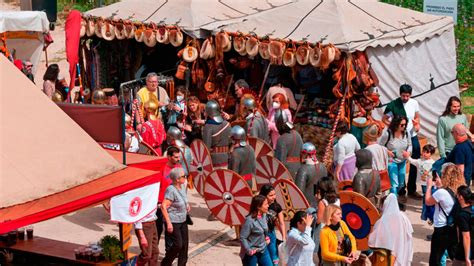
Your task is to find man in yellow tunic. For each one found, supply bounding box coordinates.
[136,72,170,119]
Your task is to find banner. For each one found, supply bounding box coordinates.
[110,182,160,224]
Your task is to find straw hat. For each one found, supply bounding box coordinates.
[233,35,247,55]
[246,36,259,57]
[80,18,86,37]
[363,123,382,144]
[169,27,183,47]
[296,44,310,65]
[114,20,126,40]
[200,37,215,60]
[327,44,336,64]
[143,27,157,47]
[283,43,296,67]
[183,44,199,62]
[125,22,135,39]
[86,18,95,37]
[94,19,103,38]
[258,40,270,60]
[216,31,231,52]
[269,40,285,64]
[134,25,145,42]
[156,26,169,44]
[309,44,322,67]
[101,20,116,41]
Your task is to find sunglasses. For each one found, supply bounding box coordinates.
[400,124,407,127]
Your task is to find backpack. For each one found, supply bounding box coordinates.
[438,188,460,258]
[384,130,409,148]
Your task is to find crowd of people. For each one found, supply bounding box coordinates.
[32,63,474,266]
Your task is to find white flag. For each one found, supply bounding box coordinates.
[110,182,160,223]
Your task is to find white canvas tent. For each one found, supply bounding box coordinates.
[201,0,459,142]
[84,0,459,141]
[85,0,294,38]
[0,11,50,75]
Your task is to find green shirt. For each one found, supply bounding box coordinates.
[384,98,407,118]
[436,114,468,158]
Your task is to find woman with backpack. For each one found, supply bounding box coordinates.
[425,164,465,265]
[379,115,412,196]
[454,185,473,265]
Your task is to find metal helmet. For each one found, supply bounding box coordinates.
[275,109,293,134]
[242,97,256,111]
[231,125,247,146]
[166,126,185,147]
[91,89,106,105]
[301,142,317,162]
[205,100,223,123]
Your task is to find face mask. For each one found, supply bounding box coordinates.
[272,102,280,109]
[176,95,184,102]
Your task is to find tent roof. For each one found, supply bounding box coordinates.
[85,0,294,38]
[0,55,125,208]
[202,0,454,51]
[0,11,50,33]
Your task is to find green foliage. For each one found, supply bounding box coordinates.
[99,235,124,262]
[381,0,473,91]
[57,0,120,13]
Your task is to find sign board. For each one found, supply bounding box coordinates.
[423,0,457,24]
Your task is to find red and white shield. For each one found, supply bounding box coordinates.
[273,179,309,221]
[247,137,274,158]
[255,155,292,190]
[204,169,253,226]
[189,139,214,196]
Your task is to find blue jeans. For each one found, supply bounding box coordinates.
[242,247,273,266]
[388,161,407,195]
[267,230,279,265]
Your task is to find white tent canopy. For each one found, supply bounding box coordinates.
[0,11,50,75]
[85,0,294,38]
[0,55,124,208]
[202,0,454,52]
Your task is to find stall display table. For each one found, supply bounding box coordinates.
[0,236,136,265]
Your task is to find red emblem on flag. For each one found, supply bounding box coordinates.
[129,197,142,217]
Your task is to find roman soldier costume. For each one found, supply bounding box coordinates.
[141,101,166,156]
[274,109,303,178]
[242,97,270,143]
[353,149,381,207]
[295,142,327,207]
[166,126,193,176]
[229,126,256,188]
[202,100,231,168]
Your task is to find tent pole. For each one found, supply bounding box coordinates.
[122,107,127,165]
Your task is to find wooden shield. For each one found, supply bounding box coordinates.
[138,141,159,156]
[189,139,214,196]
[256,155,292,190]
[272,179,310,221]
[339,191,381,251]
[338,180,354,191]
[204,169,253,226]
[247,137,274,158]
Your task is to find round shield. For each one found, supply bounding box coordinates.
[247,137,274,158]
[338,180,353,191]
[272,179,310,221]
[204,169,253,226]
[137,141,159,156]
[189,139,214,196]
[256,155,292,190]
[339,191,381,251]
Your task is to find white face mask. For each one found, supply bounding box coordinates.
[176,95,184,102]
[272,102,281,109]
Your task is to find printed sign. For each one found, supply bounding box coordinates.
[423,0,457,24]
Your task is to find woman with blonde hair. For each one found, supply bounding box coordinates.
[267,93,292,148]
[319,204,358,266]
[425,163,465,265]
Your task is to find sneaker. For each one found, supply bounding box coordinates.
[408,192,423,200]
[427,219,433,226]
[426,234,432,241]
